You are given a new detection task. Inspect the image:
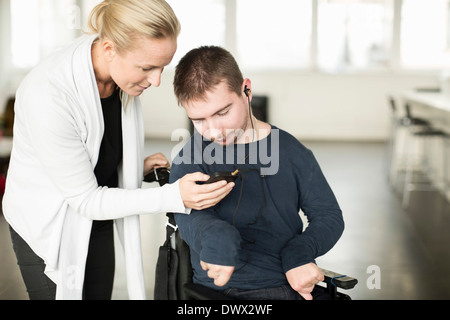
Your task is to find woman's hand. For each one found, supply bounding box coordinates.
[143,153,170,177]
[179,172,234,210]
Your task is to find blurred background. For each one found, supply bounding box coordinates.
[0,0,449,300]
[2,0,449,140]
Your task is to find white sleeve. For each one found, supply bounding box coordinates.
[22,83,186,220]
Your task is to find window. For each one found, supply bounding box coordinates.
[80,0,102,29]
[10,0,40,68]
[317,0,393,72]
[400,0,450,69]
[10,0,78,69]
[7,0,450,72]
[236,0,312,69]
[167,0,226,66]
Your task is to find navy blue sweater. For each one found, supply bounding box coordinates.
[170,126,344,290]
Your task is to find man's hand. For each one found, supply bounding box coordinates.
[286,263,324,300]
[200,261,234,287]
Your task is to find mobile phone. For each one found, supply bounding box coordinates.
[205,170,239,184]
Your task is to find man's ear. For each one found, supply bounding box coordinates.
[242,78,252,100]
[242,78,252,96]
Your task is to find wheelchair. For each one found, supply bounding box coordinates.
[144,167,358,300]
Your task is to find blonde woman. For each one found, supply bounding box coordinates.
[3,0,234,300]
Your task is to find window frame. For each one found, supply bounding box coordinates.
[3,0,447,75]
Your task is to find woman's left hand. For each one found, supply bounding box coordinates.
[143,152,170,176]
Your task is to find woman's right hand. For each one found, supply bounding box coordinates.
[178,172,234,210]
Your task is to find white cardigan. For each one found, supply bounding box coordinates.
[3,34,187,299]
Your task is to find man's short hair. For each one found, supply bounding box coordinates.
[173,46,244,106]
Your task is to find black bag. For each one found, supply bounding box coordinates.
[145,168,193,300]
[153,213,193,300]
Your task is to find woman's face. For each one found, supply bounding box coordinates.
[108,36,177,96]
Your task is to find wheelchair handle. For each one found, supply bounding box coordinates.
[144,167,170,186]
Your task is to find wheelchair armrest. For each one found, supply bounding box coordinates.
[184,283,235,300]
[183,270,357,301]
[320,268,358,290]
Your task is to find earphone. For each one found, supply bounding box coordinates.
[244,85,256,142]
[244,85,251,97]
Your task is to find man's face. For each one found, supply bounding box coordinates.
[184,81,252,145]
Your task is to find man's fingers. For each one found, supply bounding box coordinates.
[200,261,234,287]
[299,292,313,300]
[214,271,232,287]
[317,274,325,283]
[298,283,317,300]
[200,261,208,271]
[211,267,234,287]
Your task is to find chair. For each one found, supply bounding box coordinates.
[145,168,358,300]
[386,96,430,188]
[389,99,449,207]
[401,123,449,208]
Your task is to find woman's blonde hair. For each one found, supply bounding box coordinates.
[88,0,180,109]
[88,0,181,53]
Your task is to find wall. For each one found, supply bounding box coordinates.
[0,0,12,112]
[1,63,440,143]
[141,69,440,142]
[0,0,443,143]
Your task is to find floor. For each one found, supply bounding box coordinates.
[1,139,449,300]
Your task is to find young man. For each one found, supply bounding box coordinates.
[169,46,344,300]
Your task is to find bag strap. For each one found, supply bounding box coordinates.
[165,212,177,243]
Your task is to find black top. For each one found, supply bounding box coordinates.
[94,88,123,188]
